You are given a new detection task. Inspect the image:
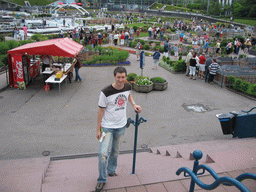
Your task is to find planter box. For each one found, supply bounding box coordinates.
[249,49,256,56]
[153,81,168,91]
[133,83,153,93]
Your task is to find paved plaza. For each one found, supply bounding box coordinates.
[0,44,255,161]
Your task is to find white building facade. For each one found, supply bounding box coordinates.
[219,0,232,6]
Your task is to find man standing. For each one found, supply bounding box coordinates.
[205,55,212,83]
[95,67,142,192]
[208,59,220,85]
[185,49,194,76]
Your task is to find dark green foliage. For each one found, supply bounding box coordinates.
[251,84,256,95]
[178,55,182,60]
[0,35,5,42]
[173,59,186,72]
[132,26,138,32]
[0,42,8,55]
[31,34,48,42]
[144,44,150,50]
[227,76,236,87]
[169,60,174,66]
[127,73,137,81]
[150,77,166,83]
[234,78,243,91]
[162,56,166,62]
[166,57,170,61]
[171,50,174,55]
[6,40,19,50]
[159,47,164,53]
[241,81,250,93]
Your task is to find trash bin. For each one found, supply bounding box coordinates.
[216,113,235,135]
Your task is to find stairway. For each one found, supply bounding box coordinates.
[1,138,256,192]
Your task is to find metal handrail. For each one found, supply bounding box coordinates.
[241,107,256,114]
[176,150,256,192]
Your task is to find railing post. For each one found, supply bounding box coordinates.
[189,150,203,192]
[128,111,147,175]
[132,112,139,174]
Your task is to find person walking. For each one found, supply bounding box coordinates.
[95,67,142,192]
[208,58,220,85]
[74,55,82,82]
[205,55,212,83]
[135,40,142,61]
[189,54,197,80]
[152,48,161,70]
[215,40,220,56]
[204,39,209,55]
[185,49,194,76]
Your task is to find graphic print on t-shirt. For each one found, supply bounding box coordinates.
[115,94,127,111]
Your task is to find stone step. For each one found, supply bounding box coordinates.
[150,138,256,163]
[0,157,50,192]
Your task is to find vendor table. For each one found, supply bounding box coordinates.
[42,70,54,75]
[45,74,67,92]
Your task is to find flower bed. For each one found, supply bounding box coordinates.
[82,61,130,66]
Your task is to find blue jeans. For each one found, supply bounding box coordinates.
[75,67,82,81]
[97,126,126,183]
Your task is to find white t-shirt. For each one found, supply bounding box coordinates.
[98,83,132,128]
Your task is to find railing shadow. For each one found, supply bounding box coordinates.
[176,150,256,192]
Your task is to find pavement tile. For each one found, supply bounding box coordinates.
[126,185,147,192]
[106,188,126,192]
[180,178,202,191]
[163,180,188,192]
[145,183,168,192]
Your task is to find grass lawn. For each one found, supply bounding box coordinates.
[222,18,256,26]
[138,32,148,38]
[127,23,149,28]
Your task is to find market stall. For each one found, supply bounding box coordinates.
[7,37,83,89]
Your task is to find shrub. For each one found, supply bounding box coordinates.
[240,81,250,93]
[173,59,186,72]
[170,50,174,55]
[162,56,166,62]
[159,47,164,53]
[133,26,138,32]
[178,55,182,60]
[150,77,166,83]
[234,78,243,91]
[127,73,137,81]
[144,44,150,50]
[227,75,236,87]
[135,76,152,85]
[251,84,256,95]
[169,60,174,66]
[6,40,19,50]
[0,42,8,55]
[166,57,170,61]
[0,35,4,42]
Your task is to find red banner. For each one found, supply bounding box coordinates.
[11,55,26,89]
